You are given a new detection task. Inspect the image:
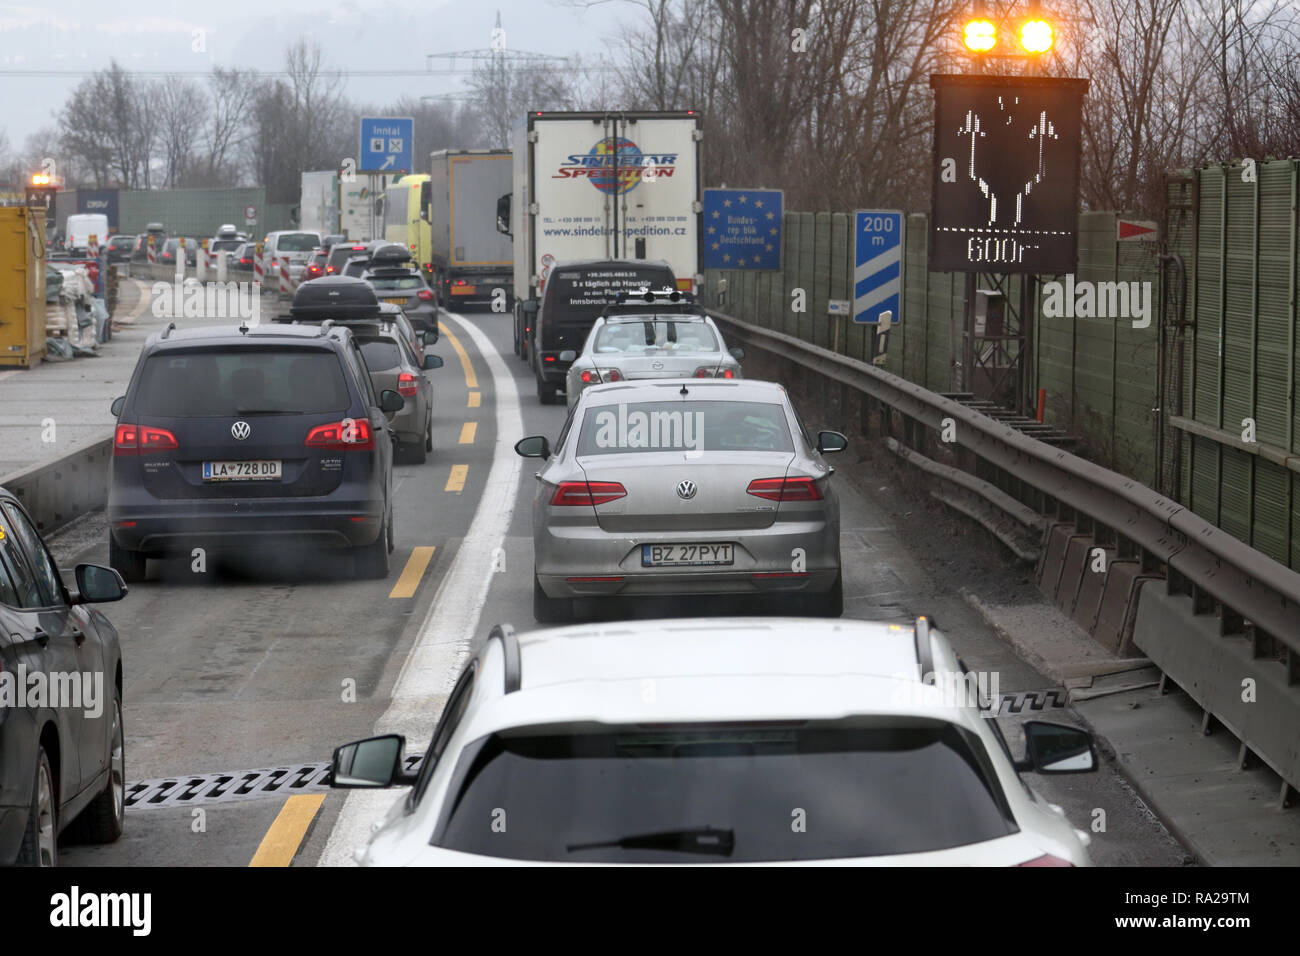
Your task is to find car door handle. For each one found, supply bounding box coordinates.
[30,627,50,647]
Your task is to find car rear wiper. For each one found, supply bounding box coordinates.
[566,826,735,856]
[234,407,303,415]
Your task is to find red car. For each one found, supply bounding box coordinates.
[303,248,327,282]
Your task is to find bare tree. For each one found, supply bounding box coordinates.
[155,76,207,187]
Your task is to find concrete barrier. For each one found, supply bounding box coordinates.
[3,437,112,534]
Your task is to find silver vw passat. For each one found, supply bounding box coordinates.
[562,307,745,409]
[516,379,847,623]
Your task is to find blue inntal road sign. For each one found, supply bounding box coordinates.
[359,117,414,173]
[854,210,903,324]
[702,188,783,270]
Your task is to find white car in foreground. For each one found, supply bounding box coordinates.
[331,617,1096,865]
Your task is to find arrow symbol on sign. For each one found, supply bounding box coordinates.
[380,156,395,170]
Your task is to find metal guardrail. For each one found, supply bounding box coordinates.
[710,309,1300,664]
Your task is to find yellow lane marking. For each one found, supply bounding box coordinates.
[468,391,481,407]
[446,464,469,492]
[459,422,477,444]
[248,794,326,867]
[442,326,477,389]
[389,546,437,598]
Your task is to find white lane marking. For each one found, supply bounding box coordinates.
[319,310,523,867]
[130,279,152,318]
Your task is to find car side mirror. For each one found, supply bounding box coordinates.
[110,396,125,417]
[730,346,746,361]
[73,564,127,604]
[816,430,848,454]
[522,299,539,315]
[1017,721,1097,774]
[380,389,405,413]
[558,350,577,362]
[515,435,550,458]
[423,354,443,370]
[330,734,416,788]
[421,330,438,346]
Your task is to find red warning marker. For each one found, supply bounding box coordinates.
[1117,219,1158,241]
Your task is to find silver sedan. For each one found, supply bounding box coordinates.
[516,379,847,623]
[562,312,744,409]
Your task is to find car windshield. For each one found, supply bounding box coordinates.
[575,400,794,455]
[211,239,242,252]
[432,721,1016,862]
[133,348,351,417]
[547,267,676,320]
[594,319,719,354]
[276,233,320,252]
[369,275,422,290]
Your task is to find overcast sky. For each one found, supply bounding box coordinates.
[0,0,632,147]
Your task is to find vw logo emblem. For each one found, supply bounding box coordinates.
[652,361,664,370]
[231,421,251,441]
[676,479,697,500]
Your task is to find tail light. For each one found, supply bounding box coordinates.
[305,419,375,451]
[424,263,432,271]
[694,366,736,378]
[579,368,622,385]
[454,279,466,286]
[1018,855,1075,867]
[746,476,823,501]
[114,423,178,456]
[416,290,433,301]
[550,481,627,506]
[397,372,419,397]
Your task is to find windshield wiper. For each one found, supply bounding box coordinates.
[567,826,735,856]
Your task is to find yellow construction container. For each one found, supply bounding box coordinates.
[0,206,46,367]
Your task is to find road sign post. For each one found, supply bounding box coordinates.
[359,117,415,174]
[853,210,903,326]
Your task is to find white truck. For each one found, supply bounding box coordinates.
[500,111,703,361]
[299,170,340,237]
[340,181,374,241]
[428,149,514,309]
[65,213,110,254]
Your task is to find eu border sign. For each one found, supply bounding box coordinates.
[854,210,903,325]
[702,188,782,270]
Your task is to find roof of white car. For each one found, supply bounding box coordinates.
[583,379,784,404]
[463,617,971,731]
[515,617,922,683]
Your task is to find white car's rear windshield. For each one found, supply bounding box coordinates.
[576,400,793,455]
[431,722,1016,862]
[275,234,320,252]
[595,319,719,354]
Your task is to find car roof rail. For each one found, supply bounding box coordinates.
[914,616,935,685]
[317,319,335,336]
[488,623,522,694]
[160,321,176,339]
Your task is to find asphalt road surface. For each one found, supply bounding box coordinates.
[50,308,1188,867]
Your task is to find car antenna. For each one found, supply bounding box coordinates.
[679,382,689,396]
[239,320,249,335]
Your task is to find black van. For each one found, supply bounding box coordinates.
[526,259,677,404]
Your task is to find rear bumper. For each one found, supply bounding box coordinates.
[107,496,386,554]
[536,520,840,599]
[536,353,570,385]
